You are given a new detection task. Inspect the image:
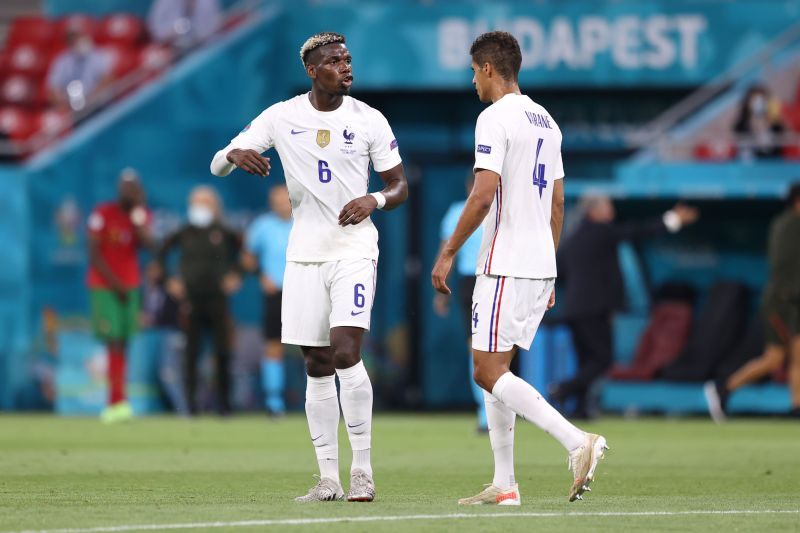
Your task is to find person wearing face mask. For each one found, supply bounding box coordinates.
[734,85,787,159]
[156,186,242,416]
[46,28,113,112]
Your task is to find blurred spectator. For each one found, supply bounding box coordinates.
[705,182,800,420]
[86,169,153,423]
[733,85,786,159]
[47,29,113,112]
[551,195,698,419]
[433,175,487,433]
[242,185,292,417]
[157,185,242,416]
[147,0,222,50]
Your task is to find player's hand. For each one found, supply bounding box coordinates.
[166,278,186,300]
[672,203,699,226]
[431,251,454,295]
[260,275,278,296]
[338,195,377,226]
[547,288,556,310]
[222,272,242,295]
[433,292,450,317]
[112,285,128,303]
[227,149,271,177]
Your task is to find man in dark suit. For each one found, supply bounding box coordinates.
[550,195,698,418]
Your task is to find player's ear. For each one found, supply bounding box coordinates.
[483,62,492,78]
[305,63,316,80]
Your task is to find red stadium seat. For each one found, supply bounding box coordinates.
[3,44,51,79]
[101,45,140,79]
[0,75,45,107]
[139,44,172,76]
[0,106,36,140]
[53,14,96,48]
[95,14,145,46]
[694,140,736,161]
[7,17,54,48]
[34,109,73,138]
[782,144,800,159]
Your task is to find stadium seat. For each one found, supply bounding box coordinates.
[35,109,72,139]
[0,75,45,107]
[95,14,145,46]
[54,14,96,46]
[139,45,173,78]
[3,44,51,79]
[6,17,54,48]
[0,106,36,140]
[694,140,736,161]
[102,45,141,79]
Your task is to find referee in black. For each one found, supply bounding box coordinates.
[158,185,242,416]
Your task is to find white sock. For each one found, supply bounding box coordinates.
[336,360,373,477]
[484,390,516,490]
[305,374,340,484]
[492,372,585,452]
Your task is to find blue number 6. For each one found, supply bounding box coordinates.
[318,160,332,183]
[354,283,366,308]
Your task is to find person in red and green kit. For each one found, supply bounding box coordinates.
[86,169,153,423]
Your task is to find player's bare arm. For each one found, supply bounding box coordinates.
[88,235,128,302]
[338,162,408,227]
[431,168,499,295]
[226,148,271,177]
[547,178,565,309]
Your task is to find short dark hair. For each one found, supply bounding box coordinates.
[787,182,800,206]
[469,31,522,82]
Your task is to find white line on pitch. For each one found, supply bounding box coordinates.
[9,509,800,533]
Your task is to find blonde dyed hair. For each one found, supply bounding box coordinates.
[299,32,345,66]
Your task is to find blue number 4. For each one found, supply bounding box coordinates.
[532,138,547,198]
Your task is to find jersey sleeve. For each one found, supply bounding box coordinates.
[228,103,280,153]
[210,104,280,176]
[553,138,565,180]
[368,110,402,173]
[473,109,506,176]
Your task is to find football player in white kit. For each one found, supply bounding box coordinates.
[210,32,408,503]
[432,31,608,505]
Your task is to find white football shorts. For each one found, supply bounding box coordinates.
[281,258,377,347]
[471,275,555,353]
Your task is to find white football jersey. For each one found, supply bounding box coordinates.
[473,93,564,279]
[211,93,401,262]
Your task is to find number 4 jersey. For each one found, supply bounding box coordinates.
[211,93,402,262]
[473,93,565,279]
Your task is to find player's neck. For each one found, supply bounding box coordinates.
[490,83,521,103]
[308,89,344,112]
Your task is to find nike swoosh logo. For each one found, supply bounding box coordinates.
[347,422,366,429]
[291,129,307,135]
[351,311,365,316]
[311,434,323,441]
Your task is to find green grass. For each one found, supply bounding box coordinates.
[0,414,799,532]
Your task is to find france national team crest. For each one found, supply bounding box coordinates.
[316,129,331,148]
[340,128,357,155]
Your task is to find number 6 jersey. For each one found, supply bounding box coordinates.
[473,93,565,279]
[211,93,402,262]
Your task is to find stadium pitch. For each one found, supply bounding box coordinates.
[1,414,798,532]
